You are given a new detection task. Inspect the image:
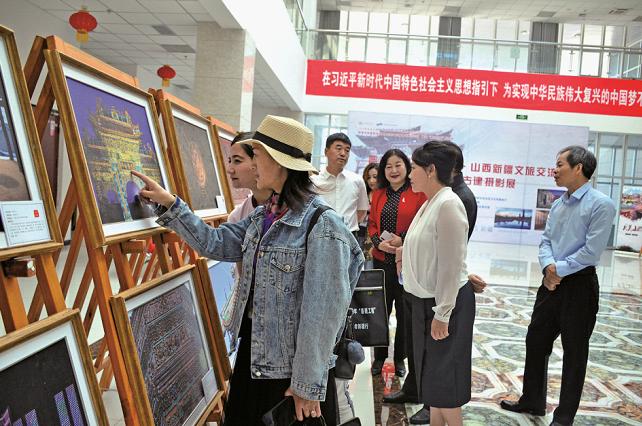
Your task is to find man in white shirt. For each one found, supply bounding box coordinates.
[311,132,368,423]
[312,133,369,235]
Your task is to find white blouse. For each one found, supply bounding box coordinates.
[402,186,469,324]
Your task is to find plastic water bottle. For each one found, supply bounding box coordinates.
[382,361,395,395]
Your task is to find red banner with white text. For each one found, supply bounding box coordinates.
[306,60,642,117]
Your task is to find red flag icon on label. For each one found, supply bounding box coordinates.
[34,210,39,218]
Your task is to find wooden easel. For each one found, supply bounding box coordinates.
[22,35,202,425]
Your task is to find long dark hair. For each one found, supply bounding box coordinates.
[376,149,411,189]
[362,162,378,195]
[278,170,315,211]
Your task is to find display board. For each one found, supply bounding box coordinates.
[0,310,108,425]
[347,111,588,245]
[616,186,642,251]
[44,48,174,247]
[196,258,237,379]
[111,265,223,426]
[215,126,252,207]
[155,90,232,217]
[0,26,61,258]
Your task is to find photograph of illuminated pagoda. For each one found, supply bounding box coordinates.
[66,77,164,225]
[352,125,453,159]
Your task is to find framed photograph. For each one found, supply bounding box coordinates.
[196,258,237,379]
[213,124,252,207]
[111,265,224,425]
[0,309,108,425]
[0,26,61,258]
[44,42,174,247]
[155,91,232,217]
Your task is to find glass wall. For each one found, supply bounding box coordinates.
[304,114,348,169]
[304,11,642,78]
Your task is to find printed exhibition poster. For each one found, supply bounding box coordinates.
[617,186,642,251]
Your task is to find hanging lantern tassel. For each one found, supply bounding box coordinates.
[69,7,97,43]
[157,65,176,87]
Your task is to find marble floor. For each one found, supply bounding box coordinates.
[350,241,642,426]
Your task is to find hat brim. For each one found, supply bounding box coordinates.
[241,139,318,174]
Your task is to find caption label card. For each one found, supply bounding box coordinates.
[0,201,50,246]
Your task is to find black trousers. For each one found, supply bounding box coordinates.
[224,316,338,425]
[400,288,418,397]
[373,259,406,362]
[520,268,599,425]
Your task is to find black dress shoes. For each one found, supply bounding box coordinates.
[409,407,430,424]
[499,400,546,416]
[382,390,419,404]
[371,359,384,376]
[394,360,406,377]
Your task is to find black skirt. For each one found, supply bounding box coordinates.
[409,281,475,408]
[223,316,338,425]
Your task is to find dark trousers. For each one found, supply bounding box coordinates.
[400,289,418,397]
[520,268,599,425]
[224,316,338,425]
[373,259,406,362]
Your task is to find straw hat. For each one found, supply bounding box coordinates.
[242,115,318,173]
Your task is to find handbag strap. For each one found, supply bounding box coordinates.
[305,205,332,250]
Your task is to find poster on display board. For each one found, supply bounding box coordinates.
[346,111,588,245]
[616,186,642,251]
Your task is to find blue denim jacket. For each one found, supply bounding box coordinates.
[156,195,364,400]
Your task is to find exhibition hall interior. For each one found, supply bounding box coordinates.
[0,0,640,425]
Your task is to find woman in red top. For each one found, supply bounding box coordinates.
[368,149,426,377]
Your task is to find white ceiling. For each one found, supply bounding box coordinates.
[319,0,642,24]
[23,0,291,107]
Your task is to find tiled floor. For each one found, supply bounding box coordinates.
[2,241,640,425]
[352,268,642,425]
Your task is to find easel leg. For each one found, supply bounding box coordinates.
[0,267,29,333]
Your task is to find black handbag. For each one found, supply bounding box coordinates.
[349,269,389,347]
[333,313,357,380]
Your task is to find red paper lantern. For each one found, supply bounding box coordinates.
[157,65,176,87]
[69,7,97,43]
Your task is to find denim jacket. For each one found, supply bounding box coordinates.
[156,195,364,400]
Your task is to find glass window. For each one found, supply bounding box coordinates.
[495,44,517,71]
[580,50,601,76]
[366,37,387,63]
[560,49,580,75]
[625,135,642,177]
[337,35,347,60]
[625,24,642,47]
[604,26,625,47]
[389,14,409,34]
[429,16,440,36]
[472,42,494,69]
[368,12,388,33]
[388,38,407,63]
[583,24,603,46]
[409,15,429,35]
[428,40,439,65]
[598,134,625,176]
[330,114,347,128]
[518,21,531,41]
[347,37,366,61]
[407,38,428,65]
[348,11,368,32]
[339,11,348,31]
[460,17,474,38]
[602,51,622,78]
[562,23,582,45]
[474,18,494,39]
[496,20,516,40]
[514,46,529,72]
[458,41,472,68]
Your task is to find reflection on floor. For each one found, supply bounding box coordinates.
[360,284,642,425]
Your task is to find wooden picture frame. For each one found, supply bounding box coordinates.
[154,90,233,217]
[195,257,235,380]
[43,39,175,248]
[0,309,108,425]
[111,264,224,426]
[0,26,62,260]
[208,118,252,207]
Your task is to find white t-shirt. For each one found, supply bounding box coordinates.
[312,168,369,232]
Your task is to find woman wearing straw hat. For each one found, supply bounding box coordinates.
[132,115,364,425]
